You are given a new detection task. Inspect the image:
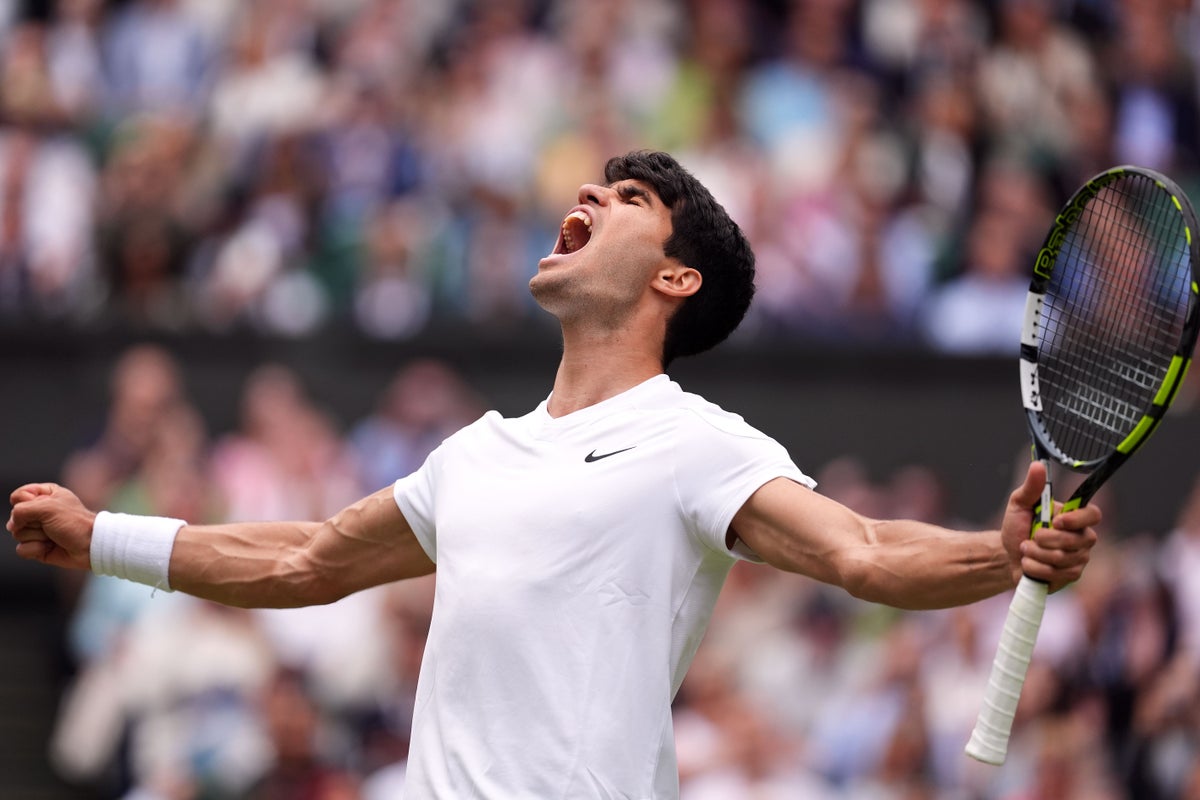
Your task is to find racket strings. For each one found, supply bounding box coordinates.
[1036,174,1193,462]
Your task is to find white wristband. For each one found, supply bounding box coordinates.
[91,511,185,591]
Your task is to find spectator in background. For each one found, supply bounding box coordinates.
[248,666,362,800]
[0,124,96,318]
[8,2,1200,794]
[1,22,69,129]
[66,402,214,664]
[96,116,194,326]
[902,66,980,228]
[1108,0,1199,174]
[45,0,107,126]
[102,0,213,118]
[0,0,1193,347]
[738,0,857,194]
[206,365,393,725]
[206,3,324,152]
[210,364,360,523]
[60,344,187,510]
[193,133,328,334]
[1162,475,1200,659]
[53,595,279,798]
[55,346,208,677]
[919,206,1030,353]
[327,0,455,90]
[675,650,818,798]
[349,359,482,492]
[974,0,1098,166]
[359,576,436,800]
[920,157,1053,354]
[1054,76,1117,196]
[352,200,436,340]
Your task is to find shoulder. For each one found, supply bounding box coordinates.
[668,387,775,443]
[420,409,505,457]
[444,409,506,440]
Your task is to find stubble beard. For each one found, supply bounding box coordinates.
[529,268,637,333]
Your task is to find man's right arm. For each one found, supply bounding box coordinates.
[8,483,434,609]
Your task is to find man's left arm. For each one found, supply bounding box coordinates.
[730,461,1100,610]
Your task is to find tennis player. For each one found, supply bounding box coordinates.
[9,151,1099,798]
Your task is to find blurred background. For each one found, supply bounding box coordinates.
[2,0,1200,797]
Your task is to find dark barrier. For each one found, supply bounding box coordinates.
[2,323,1198,595]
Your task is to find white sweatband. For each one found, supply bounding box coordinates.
[91,511,185,591]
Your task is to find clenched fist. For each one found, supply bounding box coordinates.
[7,483,96,571]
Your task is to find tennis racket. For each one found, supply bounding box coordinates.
[965,166,1200,765]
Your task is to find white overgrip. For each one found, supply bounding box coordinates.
[964,575,1048,764]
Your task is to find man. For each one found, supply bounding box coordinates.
[9,151,1098,798]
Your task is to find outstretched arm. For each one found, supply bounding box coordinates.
[730,461,1099,610]
[8,483,434,609]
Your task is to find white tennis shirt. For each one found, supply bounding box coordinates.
[392,374,813,798]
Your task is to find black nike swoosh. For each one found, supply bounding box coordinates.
[584,446,637,463]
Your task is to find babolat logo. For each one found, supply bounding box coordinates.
[1034,246,1056,278]
[1033,181,1105,279]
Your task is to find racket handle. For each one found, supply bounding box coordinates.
[964,575,1048,764]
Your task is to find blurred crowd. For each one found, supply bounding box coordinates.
[41,344,1200,800]
[15,0,1200,797]
[1,0,1198,352]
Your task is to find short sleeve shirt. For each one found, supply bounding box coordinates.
[393,375,814,798]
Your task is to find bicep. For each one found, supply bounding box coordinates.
[305,486,435,597]
[730,477,874,586]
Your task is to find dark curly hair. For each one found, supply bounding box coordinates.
[603,151,756,368]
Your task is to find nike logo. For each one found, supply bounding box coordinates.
[584,446,637,463]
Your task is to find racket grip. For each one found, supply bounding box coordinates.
[964,575,1048,765]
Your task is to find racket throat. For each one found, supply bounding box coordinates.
[1031,459,1054,536]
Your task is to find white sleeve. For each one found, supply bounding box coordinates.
[392,447,442,563]
[672,411,815,562]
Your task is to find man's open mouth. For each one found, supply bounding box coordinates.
[554,210,593,255]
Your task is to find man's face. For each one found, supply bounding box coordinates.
[529,179,677,324]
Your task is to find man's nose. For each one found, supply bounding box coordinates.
[577,183,610,206]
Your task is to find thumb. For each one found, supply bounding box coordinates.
[1010,461,1048,511]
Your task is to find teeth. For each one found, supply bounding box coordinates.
[560,210,592,254]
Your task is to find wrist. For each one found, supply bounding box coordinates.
[989,528,1022,589]
[90,511,185,591]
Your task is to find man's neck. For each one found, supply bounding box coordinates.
[545,332,665,418]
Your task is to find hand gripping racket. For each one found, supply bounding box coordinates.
[965,166,1200,765]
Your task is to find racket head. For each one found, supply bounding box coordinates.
[1019,166,1200,486]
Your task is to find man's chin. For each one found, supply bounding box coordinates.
[528,273,559,311]
[530,272,587,323]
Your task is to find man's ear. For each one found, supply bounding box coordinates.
[654,265,701,299]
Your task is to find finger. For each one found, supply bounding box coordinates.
[1052,505,1103,532]
[1021,546,1088,586]
[1036,525,1099,552]
[9,498,50,531]
[1023,535,1091,565]
[9,483,57,506]
[15,539,54,562]
[11,526,49,545]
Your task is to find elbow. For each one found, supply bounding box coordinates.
[284,534,351,608]
[295,554,351,608]
[833,553,912,609]
[300,570,349,607]
[837,557,881,604]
